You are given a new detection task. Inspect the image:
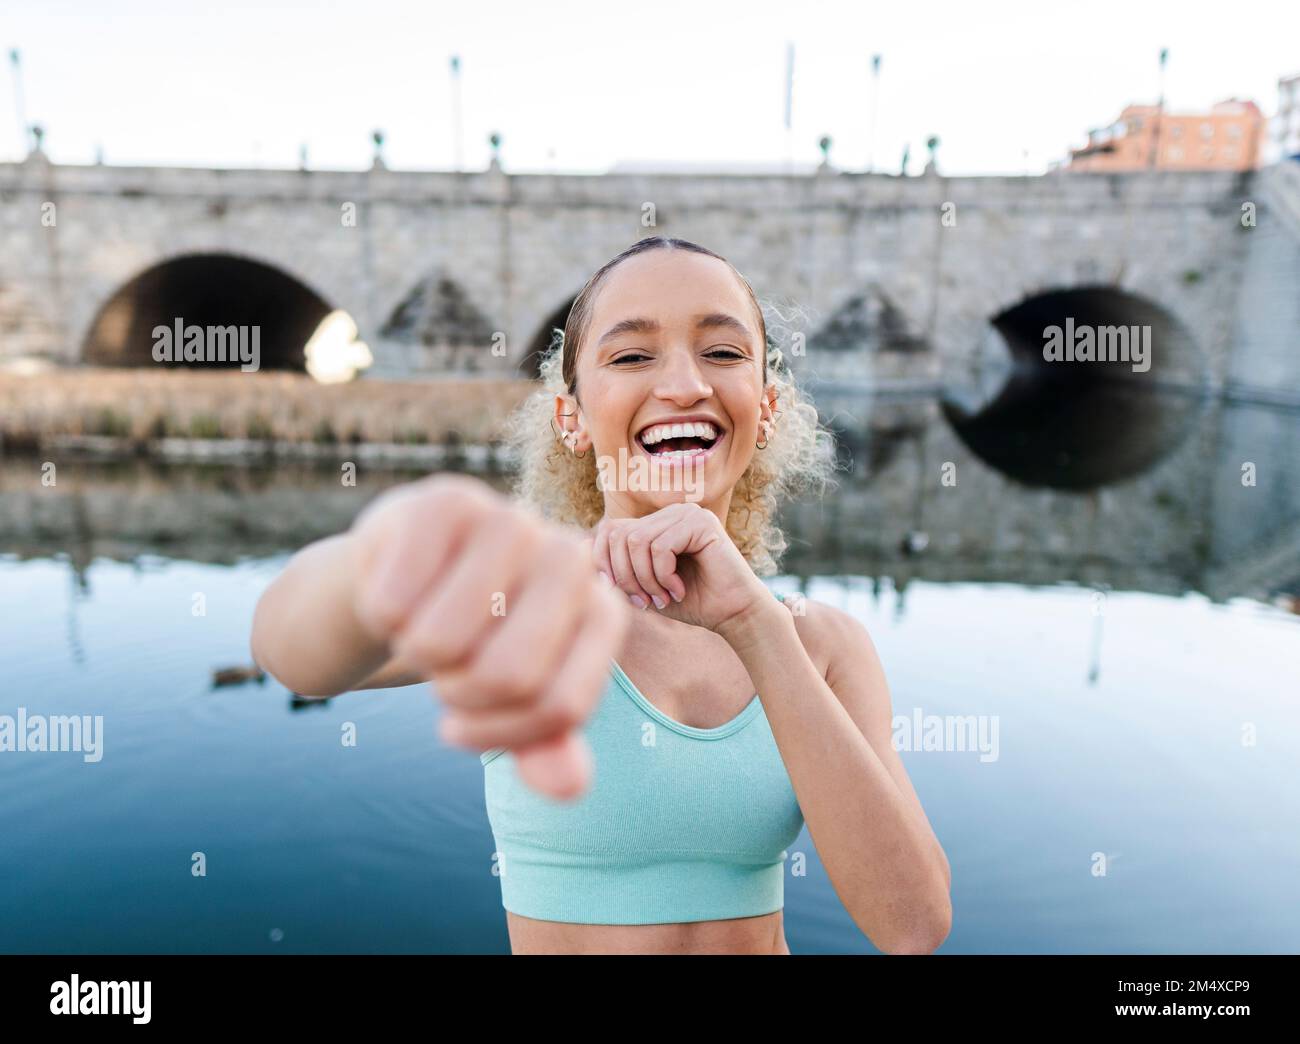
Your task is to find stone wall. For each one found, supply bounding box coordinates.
[1,156,1296,400]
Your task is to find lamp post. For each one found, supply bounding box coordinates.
[450,55,463,172]
[783,41,795,174]
[868,53,881,172]
[10,49,28,155]
[1149,47,1168,169]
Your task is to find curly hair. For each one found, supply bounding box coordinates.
[502,236,840,576]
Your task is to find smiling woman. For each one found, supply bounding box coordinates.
[477,236,953,954]
[503,237,836,576]
[250,235,953,955]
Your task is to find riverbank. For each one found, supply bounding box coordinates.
[0,369,536,462]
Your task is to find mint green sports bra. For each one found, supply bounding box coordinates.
[479,601,805,925]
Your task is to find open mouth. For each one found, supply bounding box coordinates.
[635,421,724,462]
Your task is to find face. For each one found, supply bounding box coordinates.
[555,249,778,522]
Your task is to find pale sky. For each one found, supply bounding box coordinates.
[3,0,1298,175]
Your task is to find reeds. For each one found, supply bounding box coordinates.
[0,369,535,447]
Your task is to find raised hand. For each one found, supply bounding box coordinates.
[587,502,771,636]
[350,474,632,800]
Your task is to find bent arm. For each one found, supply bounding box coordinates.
[251,533,400,696]
[720,599,952,954]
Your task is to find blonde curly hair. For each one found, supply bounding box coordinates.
[502,236,840,576]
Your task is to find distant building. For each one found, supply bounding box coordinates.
[1269,73,1300,162]
[1068,99,1264,172]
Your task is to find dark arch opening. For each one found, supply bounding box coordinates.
[83,254,334,371]
[519,297,577,380]
[941,287,1207,490]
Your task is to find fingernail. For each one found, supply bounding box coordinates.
[630,594,647,609]
[652,595,666,610]
[671,589,683,603]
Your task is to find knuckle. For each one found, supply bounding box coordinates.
[538,698,581,733]
[426,473,494,512]
[475,662,538,703]
[486,502,539,552]
[541,529,582,564]
[400,632,455,669]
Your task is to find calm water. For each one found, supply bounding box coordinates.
[2,387,1298,954]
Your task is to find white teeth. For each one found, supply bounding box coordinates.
[638,421,719,446]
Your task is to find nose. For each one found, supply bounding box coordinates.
[653,345,712,404]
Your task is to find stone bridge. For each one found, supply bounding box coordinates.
[2,152,1298,402]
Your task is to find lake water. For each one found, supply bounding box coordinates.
[2,386,1298,954]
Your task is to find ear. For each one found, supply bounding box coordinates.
[759,380,780,427]
[553,392,589,452]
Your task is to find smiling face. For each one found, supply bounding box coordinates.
[556,248,778,523]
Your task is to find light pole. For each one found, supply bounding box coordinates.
[9,49,27,155]
[868,53,881,172]
[783,42,795,174]
[450,54,463,172]
[1149,47,1169,169]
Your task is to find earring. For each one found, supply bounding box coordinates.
[549,415,588,458]
[756,419,771,450]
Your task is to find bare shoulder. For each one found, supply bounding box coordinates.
[786,596,888,699]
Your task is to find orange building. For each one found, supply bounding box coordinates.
[1068,99,1264,172]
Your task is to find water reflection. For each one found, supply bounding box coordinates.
[942,376,1205,490]
[1,390,1297,954]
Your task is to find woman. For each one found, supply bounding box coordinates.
[251,236,951,955]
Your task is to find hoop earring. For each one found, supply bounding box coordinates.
[756,420,771,450]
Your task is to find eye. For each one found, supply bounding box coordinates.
[705,346,746,360]
[612,351,651,365]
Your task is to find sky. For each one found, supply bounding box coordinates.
[2,0,1298,176]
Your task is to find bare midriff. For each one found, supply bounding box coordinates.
[504,909,789,954]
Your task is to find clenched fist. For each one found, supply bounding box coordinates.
[350,474,632,800]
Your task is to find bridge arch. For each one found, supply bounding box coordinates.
[518,295,578,380]
[941,284,1208,490]
[81,252,336,372]
[982,284,1206,384]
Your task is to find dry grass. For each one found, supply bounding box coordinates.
[0,369,536,446]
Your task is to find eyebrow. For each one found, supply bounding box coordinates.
[596,312,753,348]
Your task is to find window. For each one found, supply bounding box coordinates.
[1227,124,1242,140]
[1171,124,1183,138]
[1201,122,1214,140]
